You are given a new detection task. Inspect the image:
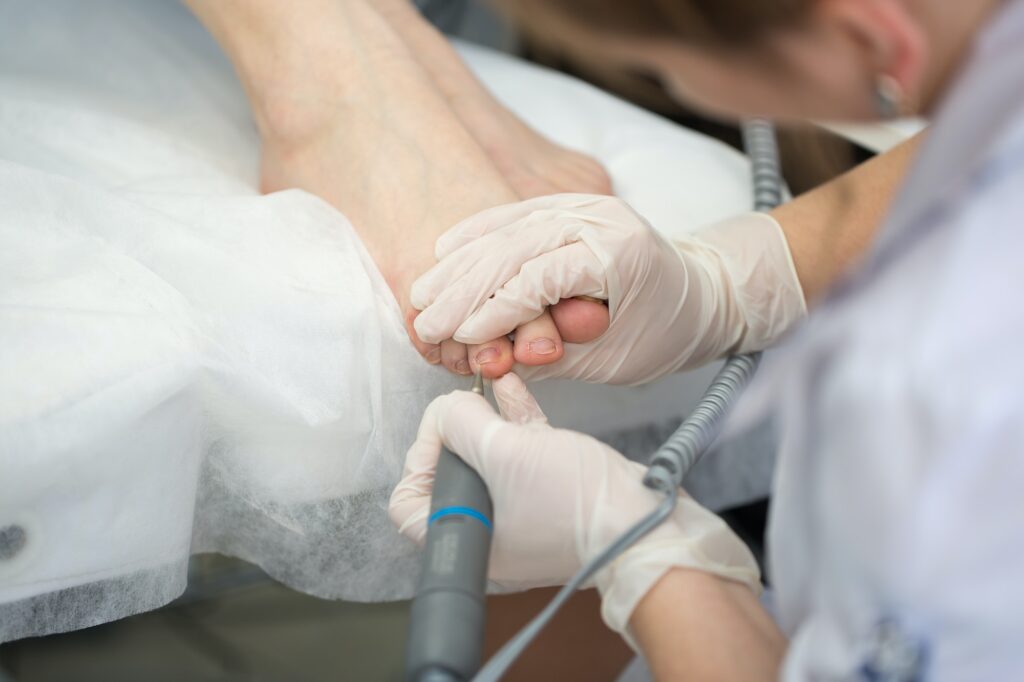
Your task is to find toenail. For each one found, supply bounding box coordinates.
[475,348,499,365]
[455,359,471,374]
[425,347,441,364]
[528,338,557,355]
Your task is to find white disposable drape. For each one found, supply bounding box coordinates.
[0,0,755,642]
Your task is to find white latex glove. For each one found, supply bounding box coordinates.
[389,373,760,636]
[411,194,805,385]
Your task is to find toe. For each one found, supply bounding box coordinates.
[513,310,564,366]
[468,336,515,379]
[406,309,441,364]
[550,298,610,344]
[440,338,472,375]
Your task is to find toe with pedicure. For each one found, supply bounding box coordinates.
[470,338,515,378]
[440,338,470,375]
[550,298,610,344]
[405,308,445,361]
[528,338,557,355]
[475,348,499,366]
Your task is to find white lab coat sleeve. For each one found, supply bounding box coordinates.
[788,387,1024,680]
[779,164,1024,680]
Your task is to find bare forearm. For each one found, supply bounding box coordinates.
[773,133,923,304]
[631,569,786,681]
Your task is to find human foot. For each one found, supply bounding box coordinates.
[452,94,614,199]
[371,0,613,200]
[264,115,608,379]
[250,1,608,378]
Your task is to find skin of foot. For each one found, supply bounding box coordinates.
[373,0,614,199]
[454,95,615,199]
[185,0,609,379]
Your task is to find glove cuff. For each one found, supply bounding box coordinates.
[594,497,762,650]
[687,212,807,359]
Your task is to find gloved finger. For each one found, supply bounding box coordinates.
[413,201,624,345]
[440,338,471,376]
[411,195,619,316]
[468,335,514,379]
[434,193,605,260]
[389,390,506,541]
[405,309,441,365]
[416,194,638,317]
[388,396,447,542]
[453,242,607,344]
[492,372,548,425]
[512,309,564,366]
[411,207,569,315]
[430,389,510,480]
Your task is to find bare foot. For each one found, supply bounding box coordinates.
[255,0,608,378]
[371,0,613,199]
[454,95,614,199]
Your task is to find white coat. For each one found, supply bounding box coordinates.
[763,1,1024,678]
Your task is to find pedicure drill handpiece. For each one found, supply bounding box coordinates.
[405,372,494,682]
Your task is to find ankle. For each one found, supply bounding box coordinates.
[253,83,347,152]
[233,3,409,148]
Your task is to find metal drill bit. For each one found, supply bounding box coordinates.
[470,371,485,396]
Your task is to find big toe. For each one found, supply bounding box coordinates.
[550,298,609,344]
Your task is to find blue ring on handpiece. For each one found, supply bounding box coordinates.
[428,506,492,531]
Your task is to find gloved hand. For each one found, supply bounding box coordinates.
[389,373,760,636]
[411,194,805,385]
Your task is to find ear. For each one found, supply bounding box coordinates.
[816,0,927,103]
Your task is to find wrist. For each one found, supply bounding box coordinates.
[686,212,807,359]
[594,494,761,642]
[629,566,783,678]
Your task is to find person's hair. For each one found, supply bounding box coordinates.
[494,0,857,205]
[494,0,813,48]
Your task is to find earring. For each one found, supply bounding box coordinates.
[874,74,904,118]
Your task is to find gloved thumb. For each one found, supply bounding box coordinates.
[389,389,500,543]
[492,372,548,425]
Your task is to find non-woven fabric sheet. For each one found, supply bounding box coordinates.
[0,0,759,642]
